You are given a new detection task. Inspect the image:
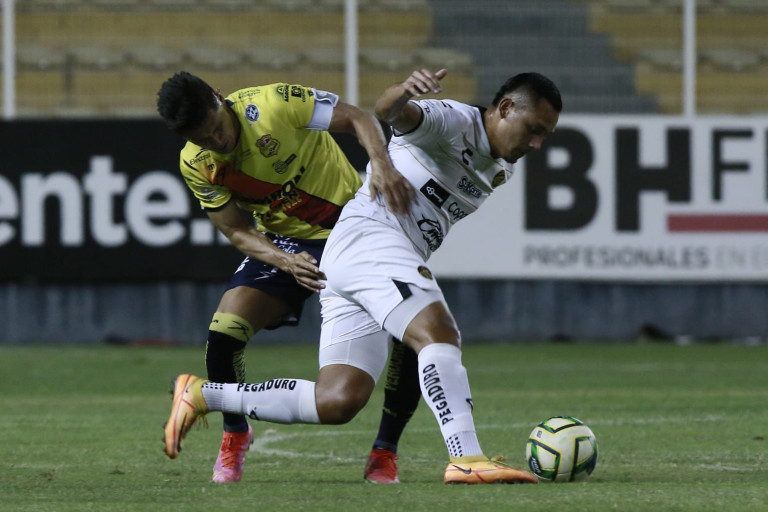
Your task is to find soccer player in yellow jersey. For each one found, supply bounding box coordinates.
[157,71,418,484]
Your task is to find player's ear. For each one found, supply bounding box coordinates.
[498,97,514,119]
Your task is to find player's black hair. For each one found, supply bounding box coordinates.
[491,72,562,112]
[157,71,219,133]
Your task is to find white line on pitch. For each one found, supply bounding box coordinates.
[249,414,726,459]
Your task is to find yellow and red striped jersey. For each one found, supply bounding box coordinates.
[179,84,362,239]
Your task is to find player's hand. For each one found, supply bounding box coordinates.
[369,159,415,216]
[285,251,326,292]
[402,68,448,98]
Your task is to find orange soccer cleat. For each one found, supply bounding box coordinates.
[444,455,539,484]
[163,374,209,459]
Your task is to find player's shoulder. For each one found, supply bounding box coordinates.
[417,99,479,133]
[232,83,314,106]
[223,86,266,111]
[180,143,212,172]
[419,98,476,118]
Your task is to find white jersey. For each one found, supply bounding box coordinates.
[338,99,513,259]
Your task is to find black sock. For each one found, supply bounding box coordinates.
[372,342,421,453]
[206,330,249,433]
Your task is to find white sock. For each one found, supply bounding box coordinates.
[418,343,483,459]
[202,379,320,424]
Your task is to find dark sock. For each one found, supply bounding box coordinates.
[372,342,421,453]
[206,330,249,433]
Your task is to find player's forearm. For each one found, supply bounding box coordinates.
[225,227,290,271]
[348,109,391,166]
[374,84,411,126]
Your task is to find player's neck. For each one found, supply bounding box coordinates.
[482,107,500,159]
[227,106,242,149]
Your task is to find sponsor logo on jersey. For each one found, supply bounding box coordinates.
[276,84,291,102]
[290,85,306,101]
[447,201,468,221]
[418,217,443,252]
[198,186,222,202]
[417,265,433,280]
[420,178,450,207]
[189,152,209,165]
[247,166,306,205]
[457,176,482,198]
[256,134,280,157]
[272,154,296,174]
[245,103,260,122]
[237,89,260,99]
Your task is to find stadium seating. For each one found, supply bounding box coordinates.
[90,0,144,8]
[13,0,461,117]
[12,0,766,116]
[148,0,201,8]
[127,46,186,71]
[19,0,84,9]
[584,0,768,113]
[242,47,303,72]
[360,48,415,72]
[16,45,67,72]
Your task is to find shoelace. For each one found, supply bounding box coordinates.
[219,435,248,469]
[489,455,515,469]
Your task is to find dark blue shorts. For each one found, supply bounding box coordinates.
[225,233,326,330]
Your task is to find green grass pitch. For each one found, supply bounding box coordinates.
[1,342,766,511]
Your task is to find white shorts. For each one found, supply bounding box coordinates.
[318,215,446,380]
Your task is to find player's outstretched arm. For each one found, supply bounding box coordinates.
[329,102,414,215]
[374,68,448,134]
[207,202,326,292]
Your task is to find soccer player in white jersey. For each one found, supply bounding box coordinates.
[158,72,419,484]
[163,68,561,484]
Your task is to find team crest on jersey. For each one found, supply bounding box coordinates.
[256,134,280,157]
[245,104,260,122]
[417,266,433,280]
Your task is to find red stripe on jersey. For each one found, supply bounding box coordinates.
[213,163,282,198]
[213,164,341,229]
[285,191,343,229]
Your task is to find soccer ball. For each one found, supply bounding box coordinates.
[525,416,598,483]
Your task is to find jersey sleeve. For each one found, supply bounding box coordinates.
[268,84,325,130]
[395,99,460,145]
[178,150,232,211]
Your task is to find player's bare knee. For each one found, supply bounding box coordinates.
[403,323,461,353]
[401,302,461,353]
[315,364,374,424]
[315,387,369,424]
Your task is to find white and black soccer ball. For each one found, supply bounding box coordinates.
[525,416,598,483]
